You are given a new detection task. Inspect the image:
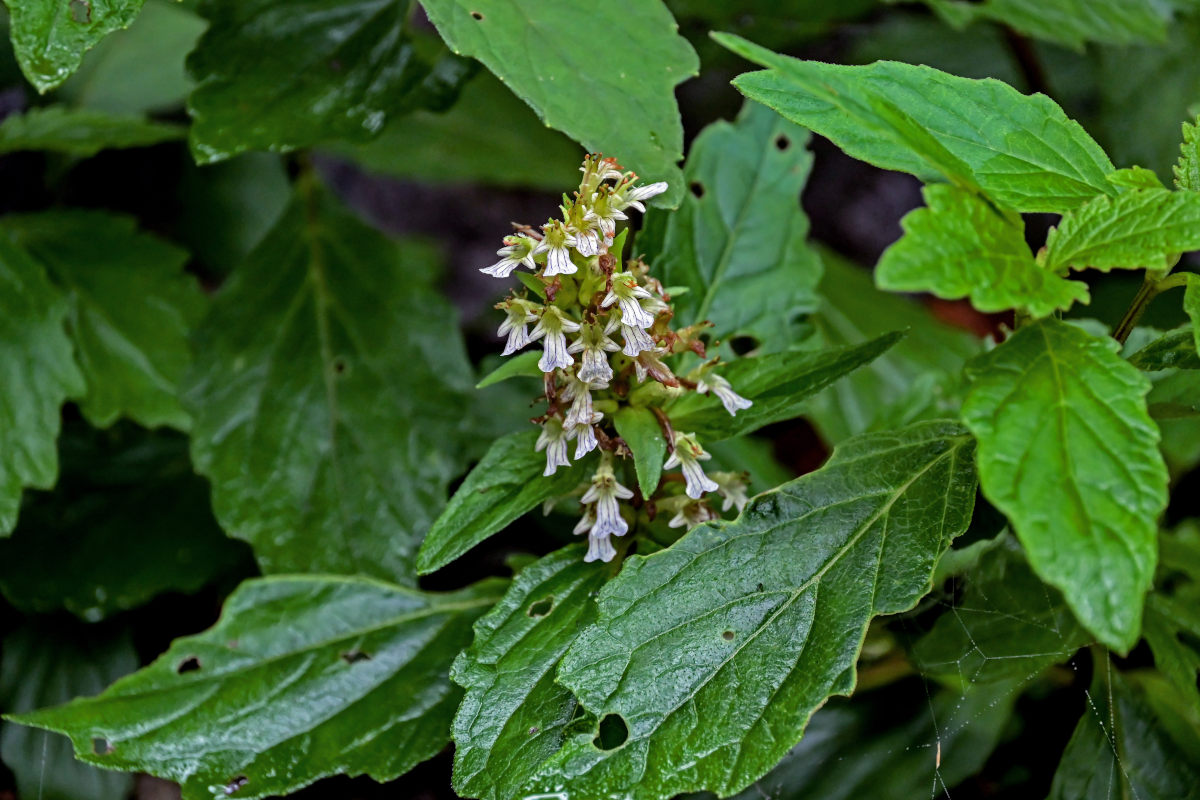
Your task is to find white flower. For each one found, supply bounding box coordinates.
[585,189,629,238]
[621,322,657,357]
[566,225,602,257]
[664,432,719,499]
[615,181,669,213]
[568,323,620,384]
[579,457,634,562]
[535,417,572,476]
[562,373,605,429]
[601,272,656,329]
[496,298,540,355]
[711,471,750,513]
[529,306,581,373]
[584,528,617,563]
[697,373,753,416]
[572,416,601,459]
[661,496,719,529]
[534,221,576,277]
[480,234,538,278]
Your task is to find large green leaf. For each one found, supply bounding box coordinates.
[1043,188,1200,273]
[452,545,612,800]
[923,0,1168,50]
[417,431,589,575]
[186,0,471,163]
[0,105,181,157]
[0,622,138,800]
[521,420,976,799]
[419,0,698,208]
[2,211,205,431]
[0,238,85,535]
[961,319,1167,651]
[182,185,474,582]
[715,33,1116,213]
[9,575,506,800]
[640,101,821,350]
[1178,116,1200,191]
[6,0,145,91]
[878,184,1088,316]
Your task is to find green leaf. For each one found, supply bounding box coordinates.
[0,621,138,800]
[182,185,474,583]
[6,0,145,91]
[523,420,977,799]
[1048,665,1200,800]
[614,407,666,497]
[1177,116,1200,191]
[9,575,505,800]
[923,0,1168,50]
[667,333,904,441]
[186,0,471,163]
[1186,273,1200,355]
[1143,525,1200,717]
[912,535,1089,684]
[878,184,1088,316]
[419,0,699,208]
[452,545,611,800]
[1,211,206,431]
[1129,326,1200,370]
[475,350,542,389]
[961,319,1167,651]
[640,101,822,350]
[0,237,85,535]
[0,105,181,157]
[715,33,1116,213]
[1043,188,1200,273]
[417,430,588,575]
[1108,165,1167,190]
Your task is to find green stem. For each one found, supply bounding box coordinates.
[1113,270,1192,345]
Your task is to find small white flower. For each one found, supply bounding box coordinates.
[585,190,629,238]
[711,471,750,513]
[566,226,602,257]
[572,416,601,459]
[616,181,669,213]
[480,234,538,278]
[534,221,577,277]
[496,298,540,356]
[562,373,606,427]
[581,457,634,539]
[568,323,620,384]
[661,496,719,529]
[601,272,656,329]
[535,417,572,476]
[584,529,617,563]
[664,432,719,499]
[528,306,581,373]
[620,322,657,357]
[697,373,753,416]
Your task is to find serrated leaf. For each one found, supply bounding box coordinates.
[419,0,698,208]
[1178,117,1200,191]
[715,33,1116,213]
[475,350,542,389]
[1,211,205,431]
[182,186,474,582]
[0,105,181,156]
[878,184,1088,316]
[912,535,1089,684]
[613,407,666,497]
[0,621,138,800]
[1129,326,1200,370]
[6,0,145,91]
[186,0,471,163]
[640,101,821,350]
[923,0,1168,50]
[1043,188,1200,273]
[1109,166,1167,190]
[9,575,506,800]
[0,237,85,535]
[452,545,611,800]
[667,332,903,441]
[418,431,588,575]
[523,420,976,799]
[961,319,1167,651]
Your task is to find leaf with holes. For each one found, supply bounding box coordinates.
[419,0,698,208]
[7,575,506,800]
[451,545,613,800]
[0,106,182,156]
[517,420,976,799]
[640,101,822,350]
[962,319,1167,652]
[7,0,146,91]
[613,407,667,498]
[715,33,1116,213]
[182,185,474,582]
[1,211,206,431]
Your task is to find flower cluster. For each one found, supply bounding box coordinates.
[481,155,753,562]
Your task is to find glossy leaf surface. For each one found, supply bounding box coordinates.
[7,0,145,91]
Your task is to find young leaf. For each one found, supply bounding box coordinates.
[182,186,475,583]
[714,33,1116,213]
[475,350,542,389]
[1043,188,1200,273]
[878,184,1088,316]
[962,319,1167,651]
[0,106,182,156]
[452,545,611,800]
[6,0,146,92]
[417,431,588,575]
[8,575,506,800]
[1129,326,1200,371]
[667,332,904,441]
[523,420,977,799]
[419,0,699,208]
[186,0,471,163]
[640,101,822,350]
[1176,116,1200,191]
[0,238,85,535]
[613,407,666,497]
[1,211,206,431]
[921,0,1168,50]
